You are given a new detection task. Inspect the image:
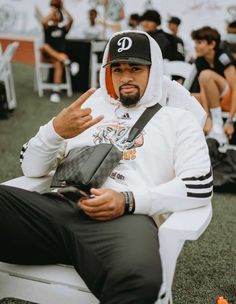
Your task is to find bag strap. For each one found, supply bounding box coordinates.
[127,103,162,142]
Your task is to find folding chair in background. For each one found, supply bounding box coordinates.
[89,40,107,88]
[163,60,197,91]
[0,41,19,110]
[33,38,72,98]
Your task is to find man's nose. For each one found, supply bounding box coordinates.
[121,71,133,83]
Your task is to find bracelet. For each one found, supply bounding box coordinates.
[122,191,135,214]
[225,117,234,126]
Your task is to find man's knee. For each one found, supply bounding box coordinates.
[101,256,162,303]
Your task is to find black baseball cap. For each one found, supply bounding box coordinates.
[103,32,152,67]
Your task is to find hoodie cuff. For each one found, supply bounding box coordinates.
[132,188,152,214]
[38,118,64,146]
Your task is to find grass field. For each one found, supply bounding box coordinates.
[0,63,235,304]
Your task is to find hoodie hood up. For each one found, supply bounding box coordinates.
[99,30,164,108]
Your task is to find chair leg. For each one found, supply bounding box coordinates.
[34,70,38,92]
[65,66,72,97]
[91,54,97,88]
[38,85,44,97]
[4,75,12,109]
[8,65,17,109]
[34,65,46,97]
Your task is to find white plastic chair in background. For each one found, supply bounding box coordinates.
[0,174,212,304]
[90,40,107,88]
[163,60,197,91]
[33,38,72,97]
[0,41,19,110]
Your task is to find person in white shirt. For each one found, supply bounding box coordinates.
[83,8,103,40]
[0,30,212,304]
[97,0,125,39]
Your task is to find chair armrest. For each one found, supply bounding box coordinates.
[1,173,53,193]
[159,203,212,241]
[157,204,212,303]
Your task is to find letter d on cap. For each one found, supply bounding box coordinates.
[117,37,132,53]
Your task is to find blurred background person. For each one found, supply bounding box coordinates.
[127,13,141,30]
[83,8,103,40]
[40,0,74,103]
[167,16,185,60]
[140,9,184,61]
[140,9,172,60]
[190,26,236,144]
[96,0,125,39]
[167,16,181,36]
[226,20,236,34]
[221,21,236,61]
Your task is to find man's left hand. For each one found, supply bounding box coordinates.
[79,188,125,221]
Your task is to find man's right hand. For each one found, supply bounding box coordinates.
[53,88,104,139]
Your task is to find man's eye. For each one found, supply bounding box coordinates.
[113,68,121,73]
[132,67,141,71]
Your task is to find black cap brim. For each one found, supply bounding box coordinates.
[103,57,152,68]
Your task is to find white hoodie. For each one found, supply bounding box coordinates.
[21,30,212,216]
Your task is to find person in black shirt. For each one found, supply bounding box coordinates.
[41,0,73,103]
[140,10,184,62]
[140,10,172,60]
[167,16,185,61]
[191,26,236,144]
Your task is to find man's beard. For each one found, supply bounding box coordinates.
[119,86,141,107]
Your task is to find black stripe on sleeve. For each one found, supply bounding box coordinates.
[185,181,213,189]
[182,171,212,181]
[20,142,29,164]
[187,191,212,198]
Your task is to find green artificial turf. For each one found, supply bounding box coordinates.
[0,64,235,304]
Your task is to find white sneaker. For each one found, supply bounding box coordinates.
[50,92,61,103]
[207,118,228,146]
[70,62,80,76]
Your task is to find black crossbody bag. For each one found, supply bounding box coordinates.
[50,103,162,197]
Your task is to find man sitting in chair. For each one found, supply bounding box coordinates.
[40,0,77,103]
[0,31,212,303]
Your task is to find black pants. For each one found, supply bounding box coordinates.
[0,185,162,304]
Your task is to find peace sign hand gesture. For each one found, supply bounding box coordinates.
[53,88,104,139]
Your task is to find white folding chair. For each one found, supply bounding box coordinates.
[0,41,19,110]
[163,60,197,91]
[33,38,72,97]
[90,40,107,88]
[0,174,212,304]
